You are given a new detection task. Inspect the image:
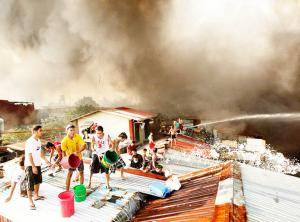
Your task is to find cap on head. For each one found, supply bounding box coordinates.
[66,124,75,131]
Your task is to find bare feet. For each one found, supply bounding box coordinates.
[4,197,11,203]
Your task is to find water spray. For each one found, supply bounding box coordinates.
[187,113,300,128]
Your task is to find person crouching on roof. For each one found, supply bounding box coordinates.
[110,132,128,180]
[44,141,63,173]
[151,164,165,177]
[5,155,27,203]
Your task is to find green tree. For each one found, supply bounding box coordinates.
[75,97,99,107]
[68,97,99,118]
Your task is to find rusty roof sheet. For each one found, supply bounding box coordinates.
[132,162,244,222]
[170,134,210,152]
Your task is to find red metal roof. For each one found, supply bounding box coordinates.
[170,134,210,152]
[70,107,157,122]
[115,107,157,119]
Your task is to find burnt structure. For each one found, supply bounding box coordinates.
[0,99,36,129]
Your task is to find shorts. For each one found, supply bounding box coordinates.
[110,157,126,173]
[171,134,176,139]
[20,177,27,196]
[69,160,84,172]
[90,154,109,174]
[25,166,42,191]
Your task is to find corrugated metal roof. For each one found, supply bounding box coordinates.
[133,162,247,222]
[0,162,165,222]
[166,148,219,165]
[0,181,135,222]
[241,164,300,222]
[133,173,220,221]
[114,107,157,119]
[171,134,210,152]
[133,162,231,222]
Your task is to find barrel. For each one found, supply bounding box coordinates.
[58,191,75,217]
[60,154,80,169]
[73,184,86,202]
[103,150,119,165]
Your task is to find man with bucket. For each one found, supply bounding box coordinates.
[88,126,125,190]
[61,124,86,191]
[88,125,112,189]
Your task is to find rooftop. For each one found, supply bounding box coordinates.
[1,134,300,221]
[70,107,157,122]
[133,162,247,222]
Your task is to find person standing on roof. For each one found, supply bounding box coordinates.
[175,120,181,133]
[61,124,86,191]
[82,129,92,158]
[148,132,155,152]
[169,126,177,147]
[24,125,52,210]
[179,118,184,132]
[88,125,112,189]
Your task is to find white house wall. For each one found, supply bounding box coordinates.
[77,112,130,140]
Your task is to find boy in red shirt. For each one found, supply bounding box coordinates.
[127,140,136,155]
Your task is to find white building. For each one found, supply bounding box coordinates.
[70,107,157,144]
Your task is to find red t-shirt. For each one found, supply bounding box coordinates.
[127,144,136,155]
[149,141,155,150]
[53,141,61,147]
[53,141,62,156]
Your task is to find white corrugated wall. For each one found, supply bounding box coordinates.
[78,112,130,140]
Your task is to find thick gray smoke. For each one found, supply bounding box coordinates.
[1,0,300,155]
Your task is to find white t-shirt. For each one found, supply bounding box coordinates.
[12,167,26,184]
[24,136,42,167]
[93,134,110,155]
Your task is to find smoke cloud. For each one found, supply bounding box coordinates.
[1,0,300,156]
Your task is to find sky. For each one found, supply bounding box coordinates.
[0,0,300,119]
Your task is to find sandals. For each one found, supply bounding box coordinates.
[106,186,112,191]
[55,168,62,173]
[34,196,45,201]
[29,204,36,210]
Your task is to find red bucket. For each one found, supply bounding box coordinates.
[58,191,74,217]
[61,154,80,169]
